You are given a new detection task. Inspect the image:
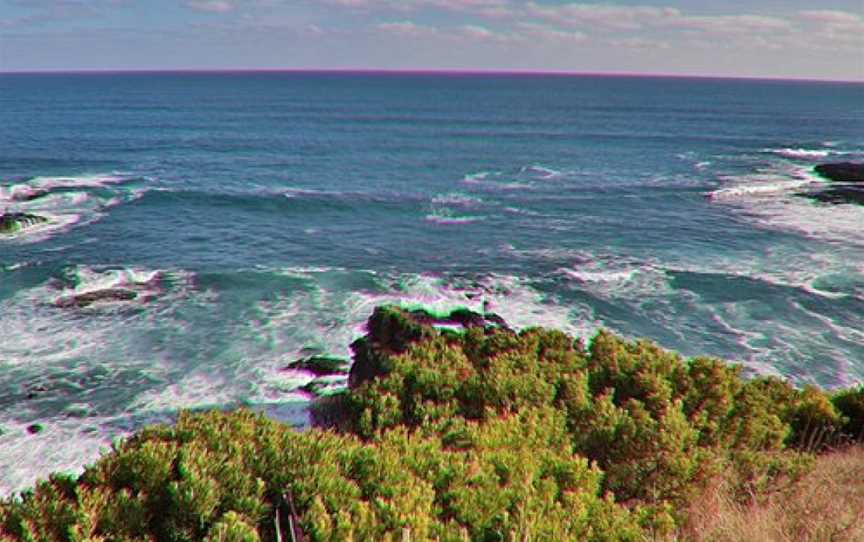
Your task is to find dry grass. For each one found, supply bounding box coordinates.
[680,446,864,542]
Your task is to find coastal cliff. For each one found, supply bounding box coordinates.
[2,306,862,541]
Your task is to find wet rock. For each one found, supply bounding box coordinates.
[814,162,864,183]
[26,423,44,435]
[10,188,49,202]
[802,162,864,205]
[283,355,350,377]
[299,378,344,397]
[805,186,864,206]
[0,212,48,234]
[54,288,138,308]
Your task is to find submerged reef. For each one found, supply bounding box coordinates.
[2,306,863,541]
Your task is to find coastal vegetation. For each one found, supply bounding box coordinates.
[2,306,862,541]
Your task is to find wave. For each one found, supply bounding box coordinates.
[522,164,563,179]
[706,167,824,200]
[707,164,864,245]
[425,211,485,225]
[461,172,531,192]
[28,173,132,191]
[430,192,483,207]
[0,173,146,243]
[555,256,672,301]
[461,164,567,192]
[559,268,638,284]
[768,148,834,160]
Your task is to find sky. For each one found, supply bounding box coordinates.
[1,1,863,80]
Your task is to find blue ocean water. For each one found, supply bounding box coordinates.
[1,72,863,492]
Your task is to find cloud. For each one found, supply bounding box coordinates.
[514,22,588,44]
[376,20,438,37]
[186,1,236,13]
[324,0,513,18]
[798,10,862,25]
[525,3,680,30]
[667,14,793,34]
[459,24,495,39]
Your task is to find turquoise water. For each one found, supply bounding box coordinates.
[1,72,863,493]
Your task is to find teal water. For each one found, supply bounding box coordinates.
[1,72,863,493]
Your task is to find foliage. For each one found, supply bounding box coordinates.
[2,305,862,541]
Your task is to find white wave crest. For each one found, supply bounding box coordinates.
[430,192,483,207]
[706,168,823,200]
[560,268,637,284]
[30,173,131,190]
[425,211,484,225]
[67,266,162,295]
[0,173,144,243]
[769,148,833,160]
[523,164,563,179]
[463,171,492,183]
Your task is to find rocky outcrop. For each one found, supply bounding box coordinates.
[299,377,346,397]
[801,162,864,205]
[54,288,138,308]
[348,305,512,389]
[806,186,864,206]
[0,212,48,234]
[9,188,49,202]
[814,163,864,183]
[283,355,350,377]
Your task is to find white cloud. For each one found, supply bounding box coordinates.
[514,22,587,44]
[798,10,862,25]
[376,20,438,37]
[667,14,793,35]
[525,2,680,30]
[324,0,513,18]
[187,1,235,13]
[459,24,495,39]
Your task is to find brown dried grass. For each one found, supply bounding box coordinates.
[680,445,864,542]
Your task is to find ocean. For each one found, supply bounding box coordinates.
[1,72,862,494]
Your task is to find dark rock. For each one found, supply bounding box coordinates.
[283,355,350,377]
[814,162,864,183]
[26,423,44,435]
[299,378,343,397]
[54,288,138,308]
[802,186,864,206]
[484,312,510,328]
[0,212,48,234]
[10,188,49,202]
[801,162,864,205]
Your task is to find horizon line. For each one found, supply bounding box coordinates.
[1,67,862,84]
